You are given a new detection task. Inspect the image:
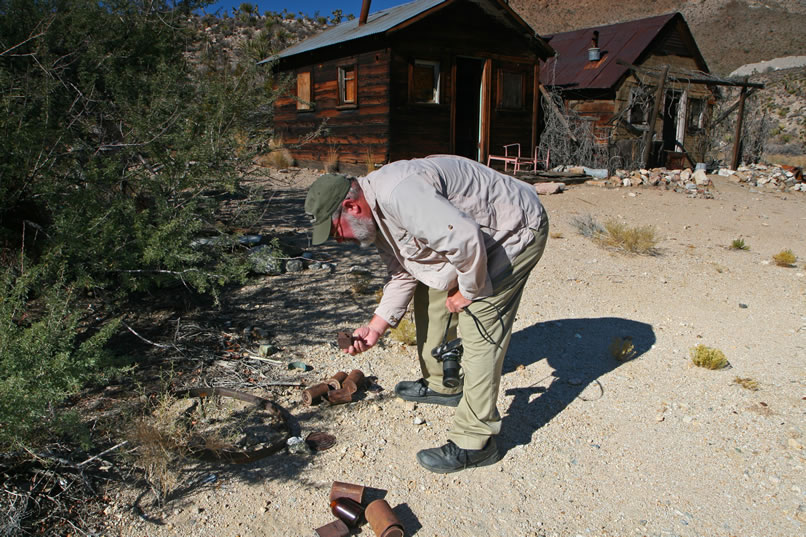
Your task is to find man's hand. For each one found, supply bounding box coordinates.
[446,288,472,312]
[346,326,381,355]
[344,315,390,355]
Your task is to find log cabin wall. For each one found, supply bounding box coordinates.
[274,48,392,175]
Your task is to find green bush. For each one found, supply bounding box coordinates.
[0,0,282,449]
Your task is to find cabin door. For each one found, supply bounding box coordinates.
[453,57,485,161]
[661,90,682,153]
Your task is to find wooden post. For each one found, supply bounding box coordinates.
[641,65,669,168]
[731,78,749,170]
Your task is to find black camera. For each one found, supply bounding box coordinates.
[431,338,463,389]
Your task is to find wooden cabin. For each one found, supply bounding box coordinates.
[539,12,716,169]
[262,0,553,175]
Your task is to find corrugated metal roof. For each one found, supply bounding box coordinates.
[540,12,692,90]
[260,0,552,64]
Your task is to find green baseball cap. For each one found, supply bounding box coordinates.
[305,173,351,245]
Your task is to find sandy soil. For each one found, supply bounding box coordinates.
[113,170,806,537]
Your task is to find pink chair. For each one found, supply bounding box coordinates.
[487,143,522,173]
[515,146,549,173]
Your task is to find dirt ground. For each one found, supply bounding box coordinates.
[110,168,806,537]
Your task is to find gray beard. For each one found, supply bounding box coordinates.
[344,212,377,248]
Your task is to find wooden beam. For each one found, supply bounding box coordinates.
[731,80,749,170]
[641,65,668,168]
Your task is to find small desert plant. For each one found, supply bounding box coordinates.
[349,273,373,297]
[550,231,564,239]
[730,238,749,250]
[609,336,636,361]
[733,376,760,391]
[389,318,417,346]
[324,146,339,172]
[571,213,605,238]
[690,344,730,370]
[601,219,658,255]
[772,249,797,267]
[256,148,294,168]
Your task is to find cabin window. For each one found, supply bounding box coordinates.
[628,86,652,126]
[687,98,705,131]
[338,63,357,107]
[296,71,313,111]
[411,59,440,104]
[497,70,524,110]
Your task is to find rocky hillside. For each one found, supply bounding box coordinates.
[512,0,806,77]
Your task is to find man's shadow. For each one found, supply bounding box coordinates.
[499,317,655,454]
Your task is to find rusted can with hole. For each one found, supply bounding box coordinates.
[327,388,353,405]
[365,499,404,537]
[327,371,348,390]
[329,481,365,504]
[302,383,330,405]
[343,369,366,394]
[330,497,364,528]
[314,518,350,537]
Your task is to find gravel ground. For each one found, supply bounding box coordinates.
[116,170,806,537]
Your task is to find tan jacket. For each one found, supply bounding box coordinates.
[360,155,545,327]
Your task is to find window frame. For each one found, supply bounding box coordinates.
[687,97,706,132]
[628,85,653,127]
[296,70,313,112]
[337,60,358,109]
[409,59,441,104]
[496,69,526,111]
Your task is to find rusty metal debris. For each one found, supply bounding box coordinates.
[314,519,350,537]
[306,432,337,451]
[337,331,353,350]
[331,497,364,527]
[302,369,369,406]
[329,481,365,504]
[302,382,330,405]
[171,387,291,464]
[365,499,404,537]
[342,369,366,394]
[327,371,348,390]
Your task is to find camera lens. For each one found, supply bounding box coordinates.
[442,358,461,388]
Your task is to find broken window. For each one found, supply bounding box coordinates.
[338,63,357,107]
[628,85,653,126]
[687,98,705,131]
[498,70,524,110]
[411,59,440,104]
[296,71,313,111]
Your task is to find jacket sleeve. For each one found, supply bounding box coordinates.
[373,245,418,328]
[384,174,491,300]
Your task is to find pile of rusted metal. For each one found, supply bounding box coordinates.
[315,481,405,537]
[302,369,367,405]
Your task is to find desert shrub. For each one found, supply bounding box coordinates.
[690,344,730,370]
[772,249,797,267]
[325,146,339,172]
[0,0,277,450]
[601,220,658,254]
[390,318,417,346]
[733,376,760,391]
[571,213,605,238]
[730,238,749,250]
[0,265,121,450]
[256,148,294,168]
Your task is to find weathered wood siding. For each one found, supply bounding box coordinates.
[388,2,540,163]
[274,49,392,174]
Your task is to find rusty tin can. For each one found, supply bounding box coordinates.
[329,481,365,505]
[327,371,348,390]
[314,518,350,537]
[365,499,404,537]
[342,369,365,394]
[302,383,330,405]
[326,388,353,405]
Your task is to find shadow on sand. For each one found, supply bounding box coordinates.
[499,316,656,455]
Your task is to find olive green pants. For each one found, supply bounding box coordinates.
[413,217,549,450]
